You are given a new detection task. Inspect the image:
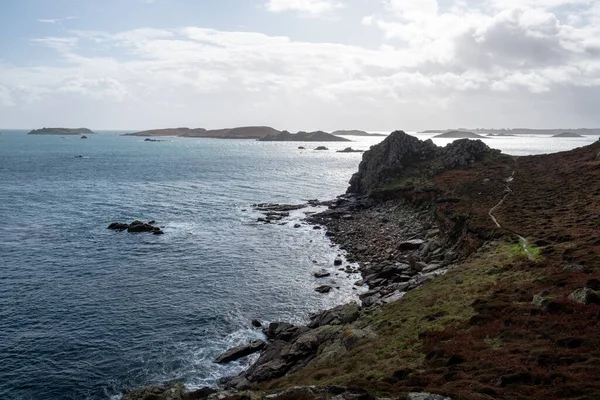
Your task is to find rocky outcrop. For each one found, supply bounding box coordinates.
[259,131,350,142]
[214,340,266,364]
[337,147,364,153]
[348,131,499,195]
[28,127,94,135]
[108,220,164,234]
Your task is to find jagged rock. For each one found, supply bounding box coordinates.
[347,130,498,195]
[214,340,266,364]
[108,222,129,231]
[263,322,308,341]
[568,288,600,305]
[122,382,185,400]
[308,303,360,328]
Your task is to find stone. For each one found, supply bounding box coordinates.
[333,258,343,266]
[263,322,308,341]
[315,285,332,293]
[563,264,587,273]
[294,223,302,228]
[308,303,360,328]
[251,319,262,328]
[214,340,266,363]
[314,146,329,151]
[108,222,129,231]
[122,382,185,400]
[568,288,600,305]
[186,387,218,399]
[532,292,550,307]
[314,270,331,278]
[298,146,306,149]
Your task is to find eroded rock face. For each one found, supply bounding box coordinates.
[348,131,437,194]
[347,130,498,195]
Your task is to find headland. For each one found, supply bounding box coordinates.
[123,132,600,400]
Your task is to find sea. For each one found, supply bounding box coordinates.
[0,130,597,400]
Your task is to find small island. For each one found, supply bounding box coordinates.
[553,132,584,138]
[28,127,95,135]
[433,130,486,139]
[259,131,350,142]
[332,130,386,137]
[124,126,280,139]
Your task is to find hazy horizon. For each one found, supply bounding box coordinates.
[2,0,600,131]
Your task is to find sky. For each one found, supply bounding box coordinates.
[1,0,600,131]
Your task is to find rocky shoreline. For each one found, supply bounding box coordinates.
[123,131,600,400]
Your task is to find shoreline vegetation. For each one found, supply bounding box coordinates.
[122,132,600,400]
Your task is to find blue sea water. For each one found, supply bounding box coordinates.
[0,130,597,400]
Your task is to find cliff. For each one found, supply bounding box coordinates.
[125,126,279,139]
[259,130,350,142]
[348,130,498,195]
[28,127,94,135]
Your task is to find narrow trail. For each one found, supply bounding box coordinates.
[487,159,535,261]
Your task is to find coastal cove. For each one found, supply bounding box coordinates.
[0,130,599,400]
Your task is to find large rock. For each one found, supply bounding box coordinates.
[348,131,437,194]
[308,303,360,328]
[568,288,600,304]
[214,340,266,363]
[347,131,498,195]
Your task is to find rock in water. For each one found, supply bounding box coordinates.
[313,270,331,278]
[315,285,332,293]
[214,340,266,363]
[314,146,329,151]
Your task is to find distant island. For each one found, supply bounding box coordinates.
[553,132,584,138]
[28,128,95,135]
[332,130,386,137]
[421,128,600,136]
[258,130,350,142]
[433,130,486,139]
[124,126,279,139]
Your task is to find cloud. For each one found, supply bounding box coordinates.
[37,16,78,24]
[3,1,600,130]
[265,0,345,16]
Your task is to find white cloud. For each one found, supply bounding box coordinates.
[2,0,600,130]
[37,16,78,24]
[265,0,345,16]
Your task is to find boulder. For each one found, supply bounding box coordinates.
[314,146,329,151]
[263,322,308,341]
[398,239,425,250]
[568,288,600,305]
[315,285,332,293]
[308,303,360,328]
[214,340,266,364]
[108,222,129,231]
[313,270,331,278]
[334,258,343,266]
[251,319,262,328]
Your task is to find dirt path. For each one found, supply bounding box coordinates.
[488,160,535,261]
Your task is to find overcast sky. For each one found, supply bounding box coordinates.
[1,0,599,131]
